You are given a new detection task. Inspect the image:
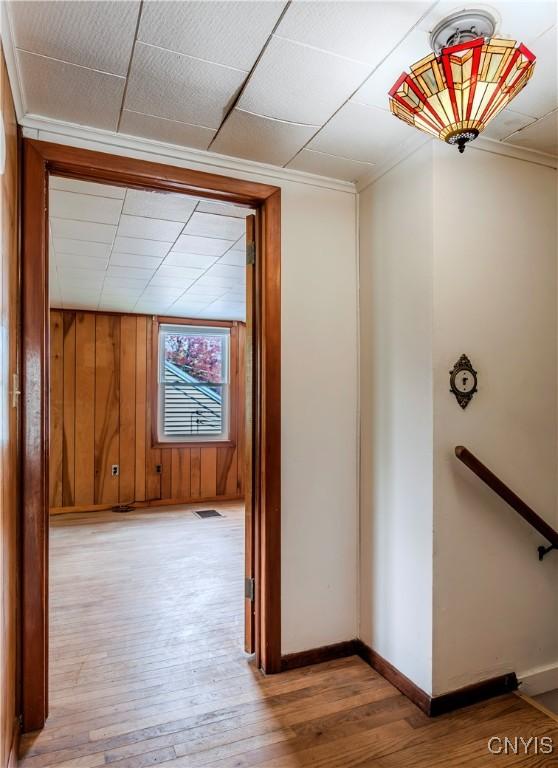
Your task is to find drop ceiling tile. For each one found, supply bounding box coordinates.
[50,177,126,199]
[119,110,216,151]
[106,266,156,281]
[101,291,144,301]
[308,102,413,163]
[138,1,286,71]
[220,289,246,302]
[202,301,245,320]
[117,214,184,241]
[174,234,233,257]
[125,42,246,129]
[195,200,252,218]
[505,110,558,156]
[183,212,245,240]
[56,253,109,271]
[277,1,431,66]
[59,268,106,285]
[185,285,228,297]
[113,237,172,258]
[287,148,374,182]
[164,251,219,270]
[506,26,557,119]
[167,303,211,319]
[110,252,164,270]
[149,275,195,290]
[50,190,123,225]
[51,218,117,244]
[135,301,169,314]
[482,109,537,141]
[17,50,125,131]
[53,238,113,258]
[102,286,145,298]
[351,28,430,111]
[103,276,150,291]
[99,302,137,312]
[170,296,210,309]
[230,235,246,252]
[153,265,205,281]
[238,36,370,125]
[195,275,240,289]
[219,249,245,267]
[122,189,198,222]
[8,0,140,75]
[211,109,318,165]
[141,286,184,299]
[206,264,245,282]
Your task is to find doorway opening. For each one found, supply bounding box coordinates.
[20,140,281,733]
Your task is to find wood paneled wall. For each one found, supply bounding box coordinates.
[49,310,245,513]
[1,47,21,768]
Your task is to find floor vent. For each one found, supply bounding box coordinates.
[112,504,134,513]
[194,509,223,519]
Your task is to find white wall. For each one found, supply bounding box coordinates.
[432,144,558,694]
[24,124,360,655]
[281,180,359,652]
[359,144,435,695]
[359,139,558,697]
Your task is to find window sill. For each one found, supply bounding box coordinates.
[152,439,236,450]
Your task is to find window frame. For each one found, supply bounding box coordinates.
[151,316,239,449]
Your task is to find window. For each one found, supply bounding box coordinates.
[157,324,230,443]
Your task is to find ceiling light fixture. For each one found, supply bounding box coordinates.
[388,10,536,153]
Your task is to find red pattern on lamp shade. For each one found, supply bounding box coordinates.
[389,37,536,149]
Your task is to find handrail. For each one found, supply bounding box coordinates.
[455,446,558,560]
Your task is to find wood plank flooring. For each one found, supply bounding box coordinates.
[19,504,558,767]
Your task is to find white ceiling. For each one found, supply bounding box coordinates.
[49,176,250,320]
[6,1,558,182]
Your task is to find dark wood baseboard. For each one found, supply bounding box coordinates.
[354,639,518,716]
[281,638,518,717]
[353,639,431,713]
[429,672,518,716]
[49,494,244,515]
[280,640,358,672]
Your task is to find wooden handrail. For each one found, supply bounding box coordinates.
[455,446,558,558]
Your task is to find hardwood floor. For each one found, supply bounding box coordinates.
[19,503,558,767]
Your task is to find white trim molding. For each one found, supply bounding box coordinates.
[519,662,558,696]
[357,131,557,192]
[20,114,356,195]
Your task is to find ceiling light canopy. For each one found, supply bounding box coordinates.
[388,10,536,153]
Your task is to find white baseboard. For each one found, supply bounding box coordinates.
[519,662,558,696]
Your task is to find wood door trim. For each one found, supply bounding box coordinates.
[21,138,282,731]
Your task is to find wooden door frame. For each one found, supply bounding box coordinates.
[20,138,281,732]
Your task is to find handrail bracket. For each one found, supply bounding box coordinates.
[538,544,556,561]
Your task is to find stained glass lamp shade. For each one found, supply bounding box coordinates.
[389,37,536,153]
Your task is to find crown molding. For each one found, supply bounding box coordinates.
[1,1,25,121]
[20,114,357,194]
[356,130,557,192]
[469,134,558,169]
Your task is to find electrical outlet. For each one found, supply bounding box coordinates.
[111,465,119,477]
[155,464,162,474]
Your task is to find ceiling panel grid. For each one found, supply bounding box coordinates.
[7,0,558,183]
[48,176,250,321]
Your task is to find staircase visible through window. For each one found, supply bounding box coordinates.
[158,324,230,442]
